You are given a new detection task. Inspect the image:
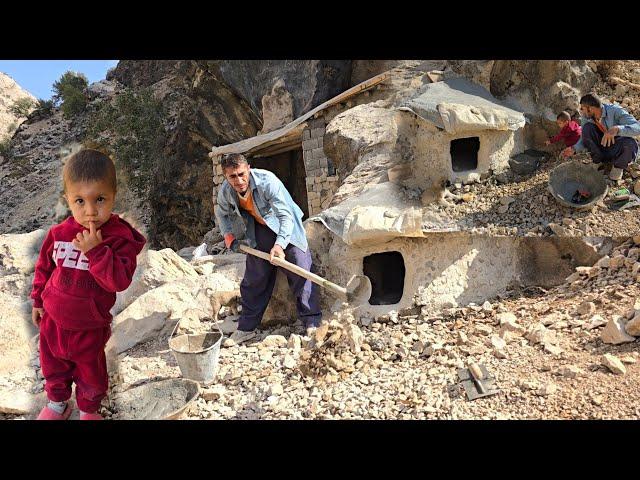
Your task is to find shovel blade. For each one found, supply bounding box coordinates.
[345,275,372,306]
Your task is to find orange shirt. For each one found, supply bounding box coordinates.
[237,189,266,225]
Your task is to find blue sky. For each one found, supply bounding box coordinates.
[0,60,119,100]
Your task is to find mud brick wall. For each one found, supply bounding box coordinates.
[302,117,339,216]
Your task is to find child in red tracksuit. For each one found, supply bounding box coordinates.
[545,110,582,148]
[30,149,146,420]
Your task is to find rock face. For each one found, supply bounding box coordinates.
[107,266,242,356]
[0,72,37,141]
[211,60,352,122]
[324,104,399,205]
[113,248,199,315]
[108,60,351,250]
[446,60,598,144]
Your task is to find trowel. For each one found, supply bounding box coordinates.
[457,362,499,401]
[239,245,372,306]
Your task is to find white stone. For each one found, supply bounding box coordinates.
[0,390,33,414]
[262,335,288,348]
[288,334,302,351]
[585,314,607,330]
[536,383,558,396]
[268,383,284,396]
[543,343,563,355]
[601,317,635,344]
[525,324,556,345]
[496,312,517,325]
[113,248,200,315]
[475,324,493,335]
[490,335,506,350]
[0,229,46,277]
[283,355,296,369]
[602,354,626,375]
[345,323,364,354]
[456,331,469,345]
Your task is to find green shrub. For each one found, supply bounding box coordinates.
[36,98,54,115]
[8,97,35,117]
[60,87,87,118]
[87,87,165,196]
[52,71,88,118]
[0,138,11,158]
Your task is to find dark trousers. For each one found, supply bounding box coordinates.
[581,122,638,169]
[39,313,110,413]
[238,222,321,331]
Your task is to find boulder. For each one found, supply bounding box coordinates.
[0,292,34,376]
[601,317,635,344]
[107,267,242,355]
[112,248,199,315]
[0,390,34,415]
[0,229,46,277]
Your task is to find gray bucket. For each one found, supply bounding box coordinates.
[548,160,608,210]
[168,327,223,384]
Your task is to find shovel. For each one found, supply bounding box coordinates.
[239,244,372,306]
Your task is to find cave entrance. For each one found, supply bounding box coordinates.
[249,148,309,219]
[450,137,480,172]
[363,251,405,305]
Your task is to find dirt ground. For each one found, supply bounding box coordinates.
[100,238,640,420]
[422,152,640,237]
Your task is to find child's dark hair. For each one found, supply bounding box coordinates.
[557,111,571,122]
[63,149,117,192]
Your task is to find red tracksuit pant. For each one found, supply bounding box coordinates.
[39,312,111,413]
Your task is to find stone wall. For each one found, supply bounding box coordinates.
[302,116,340,216]
[303,222,603,319]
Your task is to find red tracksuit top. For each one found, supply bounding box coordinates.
[30,214,146,331]
[549,120,582,147]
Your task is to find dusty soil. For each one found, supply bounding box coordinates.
[105,238,640,420]
[422,152,640,237]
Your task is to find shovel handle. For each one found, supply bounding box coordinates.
[239,244,349,299]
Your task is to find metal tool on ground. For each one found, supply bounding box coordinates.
[239,244,372,306]
[457,362,499,401]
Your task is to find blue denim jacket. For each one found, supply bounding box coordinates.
[574,103,640,152]
[214,168,308,252]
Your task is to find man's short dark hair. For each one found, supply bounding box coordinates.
[220,153,249,171]
[579,93,602,109]
[63,149,117,192]
[557,111,571,121]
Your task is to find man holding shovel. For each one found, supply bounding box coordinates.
[214,153,322,344]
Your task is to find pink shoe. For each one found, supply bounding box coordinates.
[79,412,103,420]
[37,404,73,420]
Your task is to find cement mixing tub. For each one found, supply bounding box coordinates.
[113,378,201,420]
[548,160,608,210]
[168,328,223,384]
